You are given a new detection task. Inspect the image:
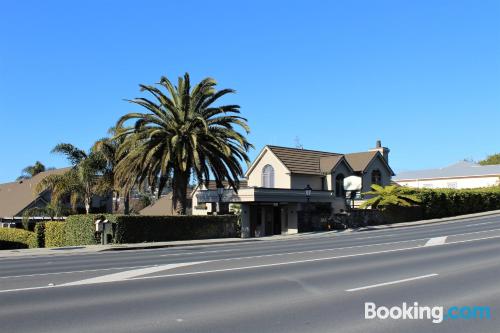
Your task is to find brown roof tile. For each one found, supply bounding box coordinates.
[344,151,378,172]
[267,146,340,175]
[0,168,71,217]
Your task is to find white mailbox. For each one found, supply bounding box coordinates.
[95,219,103,232]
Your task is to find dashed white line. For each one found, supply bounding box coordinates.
[346,273,438,292]
[425,236,447,246]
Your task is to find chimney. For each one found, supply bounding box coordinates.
[369,140,390,163]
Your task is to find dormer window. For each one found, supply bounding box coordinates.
[371,169,382,186]
[262,164,275,188]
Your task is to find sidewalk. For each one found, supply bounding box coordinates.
[1,209,499,258]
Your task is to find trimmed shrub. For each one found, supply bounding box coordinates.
[44,222,67,248]
[381,186,500,223]
[0,228,37,249]
[64,214,102,246]
[34,223,46,248]
[113,215,238,244]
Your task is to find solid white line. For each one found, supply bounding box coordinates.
[425,236,447,246]
[0,265,155,279]
[465,221,500,227]
[1,231,500,293]
[60,261,207,286]
[346,273,438,292]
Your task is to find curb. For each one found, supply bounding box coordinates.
[99,238,262,252]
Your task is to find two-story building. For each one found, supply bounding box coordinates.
[196,141,394,237]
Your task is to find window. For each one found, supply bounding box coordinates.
[371,170,382,186]
[335,174,345,197]
[261,164,275,188]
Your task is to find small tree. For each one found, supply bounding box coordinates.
[360,185,421,210]
[479,153,500,166]
[36,143,112,214]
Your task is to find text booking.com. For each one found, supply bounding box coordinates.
[365,302,492,324]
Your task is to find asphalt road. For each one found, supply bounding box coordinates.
[1,214,500,332]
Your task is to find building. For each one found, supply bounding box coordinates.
[140,181,248,216]
[393,161,500,189]
[0,168,111,220]
[195,141,394,237]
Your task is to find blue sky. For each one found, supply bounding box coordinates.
[1,0,499,183]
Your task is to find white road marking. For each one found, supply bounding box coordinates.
[425,236,448,246]
[465,221,499,227]
[60,262,207,286]
[346,273,438,292]
[0,264,155,279]
[1,231,500,293]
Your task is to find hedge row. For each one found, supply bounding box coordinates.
[113,215,238,244]
[0,228,37,249]
[397,187,500,220]
[13,214,238,247]
[45,222,67,247]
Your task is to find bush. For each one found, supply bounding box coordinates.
[64,214,102,246]
[384,186,500,222]
[0,228,37,249]
[113,215,238,244]
[45,222,67,247]
[34,223,46,248]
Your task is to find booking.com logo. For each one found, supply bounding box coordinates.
[365,302,492,324]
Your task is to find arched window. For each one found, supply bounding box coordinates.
[261,164,275,188]
[371,169,382,186]
[335,174,345,197]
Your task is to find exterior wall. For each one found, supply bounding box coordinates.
[247,149,291,188]
[290,174,324,190]
[362,157,392,193]
[396,176,500,189]
[191,188,209,215]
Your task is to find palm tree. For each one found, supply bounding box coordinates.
[92,128,131,214]
[114,73,252,214]
[36,144,112,214]
[17,161,48,180]
[360,184,421,210]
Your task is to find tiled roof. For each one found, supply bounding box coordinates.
[344,151,379,172]
[394,161,500,180]
[266,146,381,175]
[267,146,340,175]
[0,168,71,217]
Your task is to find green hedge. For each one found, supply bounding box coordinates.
[34,223,46,248]
[386,187,500,222]
[0,228,37,249]
[113,215,238,244]
[45,222,67,248]
[64,214,102,246]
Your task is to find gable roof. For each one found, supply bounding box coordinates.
[266,146,340,175]
[394,161,500,181]
[0,168,70,217]
[344,151,378,172]
[319,155,353,173]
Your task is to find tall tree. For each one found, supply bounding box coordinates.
[479,153,500,166]
[17,161,47,180]
[92,128,131,214]
[36,144,112,214]
[114,73,252,214]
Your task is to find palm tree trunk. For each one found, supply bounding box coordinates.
[172,170,190,215]
[84,196,91,214]
[124,191,130,215]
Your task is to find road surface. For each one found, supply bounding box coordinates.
[1,213,500,332]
